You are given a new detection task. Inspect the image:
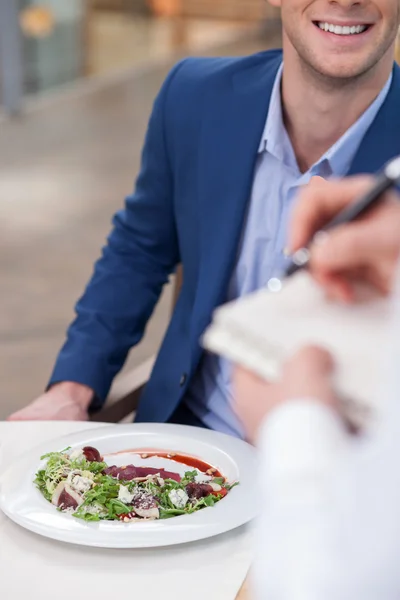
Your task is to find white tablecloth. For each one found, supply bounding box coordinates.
[0,422,252,600]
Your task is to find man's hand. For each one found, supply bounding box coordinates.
[7,382,93,421]
[289,176,400,302]
[233,346,338,443]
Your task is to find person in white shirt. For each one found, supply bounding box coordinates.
[233,175,400,599]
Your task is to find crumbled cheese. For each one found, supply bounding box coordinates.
[168,488,189,509]
[194,473,212,483]
[67,472,93,493]
[63,507,76,515]
[82,503,107,516]
[69,448,84,461]
[118,485,134,504]
[209,482,222,492]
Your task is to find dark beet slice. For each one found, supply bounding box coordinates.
[135,467,181,482]
[131,490,157,510]
[51,482,83,510]
[82,446,102,462]
[131,490,159,519]
[104,465,138,480]
[103,465,181,482]
[58,488,80,510]
[185,482,213,499]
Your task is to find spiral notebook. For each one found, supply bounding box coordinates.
[202,272,392,428]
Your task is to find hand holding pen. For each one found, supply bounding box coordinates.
[268,156,400,302]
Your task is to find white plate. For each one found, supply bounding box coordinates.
[0,423,258,548]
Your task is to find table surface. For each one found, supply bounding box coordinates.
[0,422,251,600]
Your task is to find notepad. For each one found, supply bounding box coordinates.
[202,272,392,428]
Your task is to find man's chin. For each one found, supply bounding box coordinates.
[306,57,375,83]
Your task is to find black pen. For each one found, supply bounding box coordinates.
[267,154,400,292]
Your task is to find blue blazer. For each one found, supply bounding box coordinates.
[49,50,400,422]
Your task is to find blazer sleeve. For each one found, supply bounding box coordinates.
[48,60,187,408]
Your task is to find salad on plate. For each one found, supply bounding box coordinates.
[34,446,238,523]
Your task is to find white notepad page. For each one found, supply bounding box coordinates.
[203,272,392,428]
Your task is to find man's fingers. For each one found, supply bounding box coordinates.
[309,221,377,275]
[289,176,373,251]
[297,346,334,371]
[285,345,334,377]
[7,411,34,421]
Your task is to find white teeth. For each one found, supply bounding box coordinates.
[317,22,368,35]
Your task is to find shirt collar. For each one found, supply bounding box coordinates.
[258,63,393,178]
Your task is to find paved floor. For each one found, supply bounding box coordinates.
[0,31,281,419]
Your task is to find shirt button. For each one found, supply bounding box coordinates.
[179,373,187,387]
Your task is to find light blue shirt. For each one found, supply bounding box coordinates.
[185,64,392,438]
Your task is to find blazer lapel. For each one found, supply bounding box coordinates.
[348,64,400,175]
[190,60,400,354]
[191,54,282,348]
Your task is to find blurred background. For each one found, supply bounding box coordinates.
[1,2,397,420]
[0,0,282,419]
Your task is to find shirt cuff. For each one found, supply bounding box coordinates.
[257,398,348,486]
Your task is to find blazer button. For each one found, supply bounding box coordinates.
[179,373,187,387]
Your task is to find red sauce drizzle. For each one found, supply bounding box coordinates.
[106,448,223,478]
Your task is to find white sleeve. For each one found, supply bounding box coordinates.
[252,399,349,600]
[251,264,400,600]
[256,398,348,486]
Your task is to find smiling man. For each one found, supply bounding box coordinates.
[9,0,400,435]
